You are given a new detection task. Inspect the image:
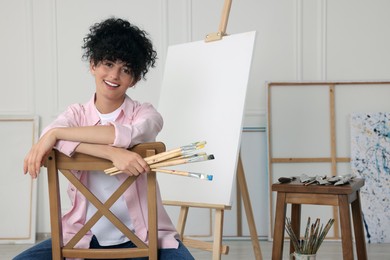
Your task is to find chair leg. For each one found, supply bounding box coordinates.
[47,153,64,260]
[272,192,287,260]
[351,191,368,260]
[338,195,354,260]
[147,148,158,260]
[147,171,158,260]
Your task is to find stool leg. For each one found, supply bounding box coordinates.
[351,191,368,260]
[338,195,354,260]
[272,192,287,260]
[290,204,301,255]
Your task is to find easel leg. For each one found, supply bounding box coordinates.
[177,206,189,239]
[212,209,224,260]
[236,180,243,236]
[165,152,263,259]
[171,204,229,256]
[237,154,263,260]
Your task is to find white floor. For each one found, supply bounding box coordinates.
[2,238,390,260]
[188,238,390,259]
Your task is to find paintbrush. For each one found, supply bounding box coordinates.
[104,141,207,174]
[162,152,207,162]
[151,168,213,181]
[149,154,215,168]
[107,154,215,176]
[104,153,213,175]
[144,141,206,164]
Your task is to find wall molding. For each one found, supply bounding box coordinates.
[318,0,328,80]
[244,109,267,128]
[186,0,193,42]
[26,0,35,115]
[0,115,38,244]
[51,0,60,116]
[294,0,303,81]
[0,0,35,115]
[161,0,168,64]
[160,0,193,78]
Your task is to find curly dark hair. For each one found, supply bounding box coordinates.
[82,18,157,81]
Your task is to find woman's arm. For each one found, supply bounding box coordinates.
[24,101,163,178]
[75,143,150,176]
[110,103,163,148]
[54,125,115,145]
[24,125,117,178]
[46,102,163,156]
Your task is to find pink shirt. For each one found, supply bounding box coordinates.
[42,94,179,249]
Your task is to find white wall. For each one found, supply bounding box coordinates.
[1,0,390,238]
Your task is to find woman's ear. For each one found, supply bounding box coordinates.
[128,77,141,88]
[89,61,96,74]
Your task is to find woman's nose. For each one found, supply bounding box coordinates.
[110,68,120,79]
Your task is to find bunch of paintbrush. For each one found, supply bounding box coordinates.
[285,217,334,255]
[104,141,214,181]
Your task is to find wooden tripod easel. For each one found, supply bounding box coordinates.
[163,154,262,260]
[164,2,262,259]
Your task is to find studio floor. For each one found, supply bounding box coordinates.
[2,237,389,260]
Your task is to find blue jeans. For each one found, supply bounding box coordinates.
[13,236,194,260]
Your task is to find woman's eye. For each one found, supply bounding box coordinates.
[122,67,131,75]
[103,61,113,67]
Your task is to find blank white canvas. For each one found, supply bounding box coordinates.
[157,32,256,206]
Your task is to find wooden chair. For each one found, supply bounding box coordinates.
[271,178,367,260]
[44,142,166,260]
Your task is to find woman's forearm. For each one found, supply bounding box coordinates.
[75,143,150,176]
[23,126,115,178]
[51,125,115,145]
[75,143,115,161]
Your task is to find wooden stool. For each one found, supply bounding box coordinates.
[271,178,367,260]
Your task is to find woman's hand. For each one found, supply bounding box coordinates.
[74,142,150,176]
[109,148,150,176]
[23,129,58,178]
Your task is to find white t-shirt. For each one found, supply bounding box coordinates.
[85,105,134,246]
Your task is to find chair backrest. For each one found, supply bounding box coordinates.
[45,142,166,260]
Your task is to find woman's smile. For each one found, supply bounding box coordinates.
[103,79,120,88]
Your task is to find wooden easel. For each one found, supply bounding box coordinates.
[163,153,262,260]
[267,81,390,241]
[164,1,262,259]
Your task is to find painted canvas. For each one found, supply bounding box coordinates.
[351,112,390,243]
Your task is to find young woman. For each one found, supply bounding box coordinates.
[16,17,194,260]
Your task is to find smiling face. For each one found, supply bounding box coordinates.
[90,60,138,113]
